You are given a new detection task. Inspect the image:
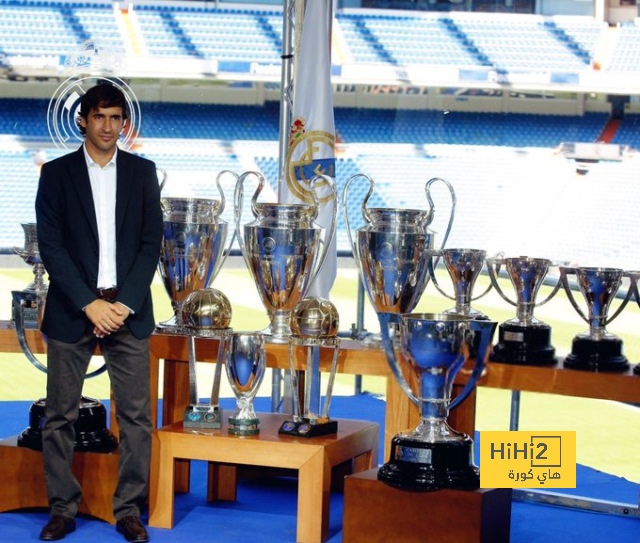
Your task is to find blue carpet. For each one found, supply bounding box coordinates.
[0,396,638,542]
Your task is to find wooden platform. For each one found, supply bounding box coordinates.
[343,469,512,543]
[148,413,379,543]
[0,436,119,524]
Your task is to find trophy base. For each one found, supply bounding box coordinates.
[228,416,260,436]
[278,418,338,438]
[156,314,192,335]
[378,435,479,491]
[492,324,556,365]
[564,336,630,372]
[17,397,118,453]
[183,405,222,429]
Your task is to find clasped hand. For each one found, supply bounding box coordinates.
[85,300,131,338]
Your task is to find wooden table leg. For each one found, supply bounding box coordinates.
[148,431,176,529]
[296,450,331,543]
[163,359,191,493]
[207,463,237,502]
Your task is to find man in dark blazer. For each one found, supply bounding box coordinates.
[35,83,162,542]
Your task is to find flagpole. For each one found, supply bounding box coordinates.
[272,0,296,413]
[277,0,296,200]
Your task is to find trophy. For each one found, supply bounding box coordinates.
[378,312,497,490]
[627,271,640,375]
[560,267,632,372]
[234,171,337,343]
[224,332,267,436]
[157,170,235,333]
[343,174,455,323]
[488,256,563,365]
[431,248,492,319]
[12,223,115,451]
[279,297,340,438]
[180,288,232,429]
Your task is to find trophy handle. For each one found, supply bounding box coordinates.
[486,257,515,306]
[378,313,419,407]
[213,170,238,279]
[449,319,495,411]
[534,272,564,308]
[342,173,374,256]
[233,171,265,273]
[606,274,634,324]
[560,267,589,324]
[11,291,107,378]
[629,273,640,309]
[308,174,338,290]
[157,167,168,192]
[425,176,457,256]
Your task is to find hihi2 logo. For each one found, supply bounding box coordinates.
[480,431,576,488]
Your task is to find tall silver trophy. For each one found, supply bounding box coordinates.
[180,288,232,429]
[157,171,235,333]
[343,174,456,337]
[488,256,563,365]
[378,312,497,490]
[234,171,337,343]
[225,332,267,436]
[279,297,340,438]
[12,222,115,452]
[560,267,632,372]
[431,248,492,319]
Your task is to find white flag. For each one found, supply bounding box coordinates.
[283,0,336,299]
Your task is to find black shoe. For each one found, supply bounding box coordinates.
[40,515,76,541]
[116,516,149,543]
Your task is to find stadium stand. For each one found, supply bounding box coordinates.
[1,0,640,271]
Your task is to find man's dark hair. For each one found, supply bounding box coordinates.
[76,83,130,135]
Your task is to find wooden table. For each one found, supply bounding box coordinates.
[148,413,379,543]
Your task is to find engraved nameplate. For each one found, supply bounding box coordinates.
[396,445,432,464]
[503,331,524,342]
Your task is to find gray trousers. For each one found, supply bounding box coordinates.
[42,325,152,520]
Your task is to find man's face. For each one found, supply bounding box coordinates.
[79,105,125,158]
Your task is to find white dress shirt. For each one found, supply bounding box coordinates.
[84,144,117,290]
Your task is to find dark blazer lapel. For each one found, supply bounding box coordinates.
[115,149,133,238]
[69,147,99,245]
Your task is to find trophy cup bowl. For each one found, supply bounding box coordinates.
[181,288,232,429]
[234,171,337,343]
[157,171,234,334]
[432,248,491,319]
[377,312,497,491]
[561,267,631,372]
[225,332,267,436]
[489,256,561,365]
[14,222,48,294]
[343,174,456,324]
[279,297,340,438]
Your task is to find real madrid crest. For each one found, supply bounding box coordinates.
[285,116,336,205]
